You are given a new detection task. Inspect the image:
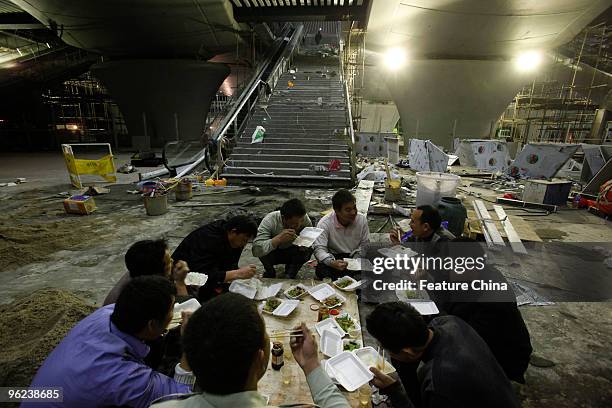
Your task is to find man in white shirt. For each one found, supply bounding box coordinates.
[313,189,370,279]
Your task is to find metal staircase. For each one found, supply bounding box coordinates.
[221,54,353,186]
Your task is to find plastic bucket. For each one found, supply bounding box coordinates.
[143,193,168,216]
[415,172,461,207]
[175,180,193,201]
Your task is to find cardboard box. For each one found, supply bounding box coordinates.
[63,195,96,215]
[523,180,572,206]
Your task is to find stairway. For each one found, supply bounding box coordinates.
[222,55,353,186]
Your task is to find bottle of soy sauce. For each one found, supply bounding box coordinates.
[271,342,284,370]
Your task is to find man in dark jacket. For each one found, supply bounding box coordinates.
[366,302,520,408]
[172,215,258,301]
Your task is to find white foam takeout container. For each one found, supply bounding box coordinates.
[320,292,346,309]
[308,283,336,301]
[255,283,283,300]
[284,283,309,299]
[333,275,363,292]
[229,280,257,299]
[354,346,396,375]
[184,272,208,287]
[271,299,300,317]
[315,317,346,338]
[326,351,374,392]
[320,328,343,358]
[333,312,361,336]
[408,301,439,316]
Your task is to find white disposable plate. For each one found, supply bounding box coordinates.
[272,299,300,317]
[229,280,257,299]
[320,292,346,309]
[315,317,346,338]
[284,283,309,299]
[173,298,201,314]
[320,328,343,358]
[255,283,283,300]
[184,272,208,286]
[261,297,283,314]
[322,359,340,384]
[408,301,439,315]
[333,312,361,335]
[326,351,374,392]
[354,346,396,375]
[333,275,361,292]
[308,283,336,301]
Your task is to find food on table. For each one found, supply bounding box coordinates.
[323,296,342,308]
[287,286,306,298]
[404,290,419,299]
[264,298,282,312]
[335,315,356,332]
[335,278,353,289]
[344,340,361,352]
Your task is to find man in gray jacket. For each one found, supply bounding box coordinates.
[151,293,350,408]
[252,198,313,278]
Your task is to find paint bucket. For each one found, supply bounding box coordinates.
[175,180,193,201]
[143,193,168,216]
[416,172,461,207]
[385,178,402,202]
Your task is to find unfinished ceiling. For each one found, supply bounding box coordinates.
[361,0,611,148]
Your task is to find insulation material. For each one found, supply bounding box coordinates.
[407,139,448,172]
[455,139,512,172]
[581,145,612,183]
[355,132,396,157]
[509,143,580,179]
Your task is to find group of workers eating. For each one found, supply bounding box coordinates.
[25,189,532,408]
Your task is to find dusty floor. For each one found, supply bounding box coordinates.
[0,152,611,407]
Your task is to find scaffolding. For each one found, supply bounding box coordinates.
[43,73,128,148]
[342,21,365,133]
[498,22,610,145]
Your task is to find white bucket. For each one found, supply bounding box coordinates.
[415,172,461,207]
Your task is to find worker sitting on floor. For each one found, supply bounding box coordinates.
[172,215,258,301]
[390,205,451,257]
[366,302,520,408]
[252,198,313,279]
[313,189,370,280]
[24,276,193,408]
[150,293,350,408]
[103,239,192,306]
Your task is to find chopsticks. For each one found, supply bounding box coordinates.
[269,329,305,339]
[376,346,386,371]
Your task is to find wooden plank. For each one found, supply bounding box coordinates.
[493,205,528,254]
[473,200,505,247]
[258,278,370,407]
[355,180,374,215]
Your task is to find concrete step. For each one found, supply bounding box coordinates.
[230,153,348,162]
[221,172,352,187]
[234,142,348,151]
[226,159,348,170]
[237,137,348,145]
[223,166,351,177]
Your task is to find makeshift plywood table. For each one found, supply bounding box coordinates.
[258,278,371,407]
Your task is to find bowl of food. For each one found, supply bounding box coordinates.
[321,293,346,309]
[285,284,308,299]
[262,297,282,314]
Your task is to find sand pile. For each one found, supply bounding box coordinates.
[0,288,95,387]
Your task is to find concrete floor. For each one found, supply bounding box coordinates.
[0,152,611,407]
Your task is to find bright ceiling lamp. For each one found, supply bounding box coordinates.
[515,50,543,72]
[383,47,407,71]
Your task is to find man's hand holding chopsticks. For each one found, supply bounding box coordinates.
[289,323,320,375]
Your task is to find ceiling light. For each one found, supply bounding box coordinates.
[515,51,543,72]
[383,48,407,71]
